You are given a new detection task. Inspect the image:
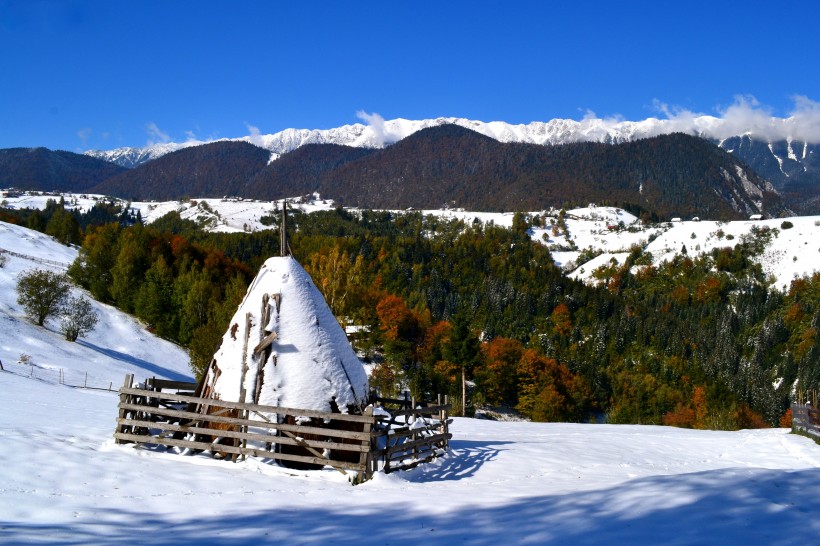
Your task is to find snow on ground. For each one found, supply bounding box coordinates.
[642,216,820,290]
[131,194,337,234]
[1,191,337,234]
[1,370,819,545]
[2,217,820,544]
[540,207,820,291]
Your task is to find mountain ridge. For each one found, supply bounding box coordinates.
[84,115,819,181]
[82,115,820,213]
[3,128,787,220]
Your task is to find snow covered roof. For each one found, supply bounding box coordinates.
[201,256,369,413]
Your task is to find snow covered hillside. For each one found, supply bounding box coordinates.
[541,206,820,291]
[0,221,191,387]
[0,191,336,234]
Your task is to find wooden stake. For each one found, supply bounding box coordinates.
[358,406,374,482]
[239,312,252,404]
[280,201,289,257]
[462,365,466,417]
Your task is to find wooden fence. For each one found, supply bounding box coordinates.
[792,403,820,440]
[114,375,451,482]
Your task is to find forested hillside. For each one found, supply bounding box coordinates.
[90,141,272,200]
[301,127,782,219]
[0,147,126,192]
[7,199,814,429]
[2,128,785,220]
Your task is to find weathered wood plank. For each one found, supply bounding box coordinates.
[116,418,369,453]
[385,453,439,473]
[147,379,198,391]
[117,387,374,423]
[114,374,135,444]
[253,331,278,356]
[381,405,452,418]
[382,421,446,439]
[358,406,374,482]
[113,432,365,472]
[116,403,372,441]
[385,433,452,456]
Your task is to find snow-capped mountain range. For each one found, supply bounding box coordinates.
[84,115,818,175]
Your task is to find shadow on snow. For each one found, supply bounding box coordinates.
[77,339,192,382]
[3,467,819,545]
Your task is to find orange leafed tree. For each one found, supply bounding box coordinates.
[551,303,572,337]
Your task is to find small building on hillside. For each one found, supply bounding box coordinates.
[749,214,764,221]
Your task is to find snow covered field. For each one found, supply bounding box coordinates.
[2,220,820,544]
[2,371,820,545]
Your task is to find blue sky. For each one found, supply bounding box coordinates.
[1,0,819,152]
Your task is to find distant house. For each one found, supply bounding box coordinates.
[749,214,763,221]
[671,217,682,222]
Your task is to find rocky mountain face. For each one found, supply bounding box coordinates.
[716,136,820,214]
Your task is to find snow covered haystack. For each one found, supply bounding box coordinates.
[200,256,369,414]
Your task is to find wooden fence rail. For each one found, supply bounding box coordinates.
[114,375,451,482]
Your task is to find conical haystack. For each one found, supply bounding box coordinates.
[200,255,369,414]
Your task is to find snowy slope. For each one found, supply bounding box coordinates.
[0,221,191,387]
[1,369,819,545]
[552,209,820,291]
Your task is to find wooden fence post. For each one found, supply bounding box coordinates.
[115,374,134,444]
[443,394,450,450]
[358,406,374,483]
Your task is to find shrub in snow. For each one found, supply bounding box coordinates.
[16,269,71,326]
[781,220,794,230]
[60,295,99,342]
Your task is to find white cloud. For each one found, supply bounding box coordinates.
[640,95,820,143]
[788,95,820,142]
[356,110,401,147]
[244,122,264,147]
[146,122,171,145]
[76,128,92,147]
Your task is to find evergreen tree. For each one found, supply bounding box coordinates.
[60,295,99,341]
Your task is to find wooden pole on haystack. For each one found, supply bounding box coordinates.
[280,200,290,257]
